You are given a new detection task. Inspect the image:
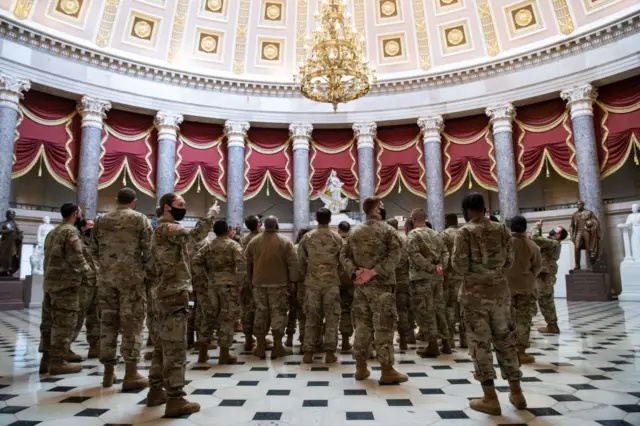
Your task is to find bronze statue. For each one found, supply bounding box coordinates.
[0,210,24,277]
[570,201,601,270]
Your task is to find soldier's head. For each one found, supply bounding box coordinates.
[264,216,279,231]
[549,226,568,241]
[386,218,399,230]
[117,187,137,209]
[338,221,351,237]
[461,193,486,222]
[316,208,332,226]
[445,213,458,229]
[213,219,229,238]
[296,227,310,244]
[404,218,414,234]
[5,210,15,220]
[159,193,187,222]
[510,215,527,234]
[60,203,82,224]
[410,209,427,228]
[363,197,385,221]
[577,201,585,212]
[245,215,262,233]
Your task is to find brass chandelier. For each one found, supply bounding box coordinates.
[293,0,376,112]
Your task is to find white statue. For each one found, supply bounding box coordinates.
[319,170,349,215]
[618,203,640,301]
[625,204,640,261]
[32,216,54,275]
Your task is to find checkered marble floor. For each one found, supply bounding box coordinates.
[0,301,639,426]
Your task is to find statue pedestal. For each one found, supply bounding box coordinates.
[24,274,44,308]
[0,277,25,310]
[619,261,640,301]
[565,269,611,302]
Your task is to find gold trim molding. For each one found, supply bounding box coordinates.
[552,0,575,35]
[96,0,120,47]
[353,0,367,53]
[295,0,309,67]
[411,0,431,70]
[233,0,251,73]
[168,0,190,63]
[13,0,35,20]
[475,0,500,57]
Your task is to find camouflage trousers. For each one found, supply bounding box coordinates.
[444,276,463,338]
[511,293,536,350]
[352,284,397,366]
[535,273,558,325]
[40,287,79,362]
[149,291,190,398]
[99,285,146,366]
[413,279,450,341]
[304,286,340,352]
[242,283,255,336]
[395,282,412,338]
[297,284,307,343]
[253,286,289,337]
[462,297,522,383]
[287,287,298,337]
[203,286,240,348]
[71,286,100,345]
[193,286,218,346]
[146,286,154,343]
[339,284,354,337]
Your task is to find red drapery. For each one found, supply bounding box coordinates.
[100,110,157,197]
[514,98,577,188]
[442,115,497,194]
[175,122,226,200]
[310,129,358,199]
[595,76,640,177]
[245,128,292,200]
[12,91,80,189]
[375,124,425,198]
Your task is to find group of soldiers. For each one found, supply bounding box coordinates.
[38,186,566,418]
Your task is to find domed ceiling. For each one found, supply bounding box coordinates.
[1,0,637,84]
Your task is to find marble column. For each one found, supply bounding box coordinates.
[154,111,183,201]
[77,96,111,218]
[418,116,445,230]
[290,123,313,237]
[0,73,30,218]
[225,120,250,228]
[486,103,518,221]
[353,122,377,214]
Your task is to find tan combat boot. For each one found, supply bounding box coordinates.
[64,349,82,363]
[87,343,99,359]
[470,384,501,416]
[518,348,536,364]
[39,352,50,375]
[122,363,149,391]
[146,388,167,407]
[508,380,527,410]
[253,335,267,359]
[355,359,370,381]
[102,364,116,388]
[219,347,237,365]
[324,350,337,364]
[197,346,209,364]
[341,334,352,354]
[379,365,409,385]
[165,397,201,418]
[441,339,453,355]
[49,360,82,376]
[271,334,293,359]
[303,351,314,364]
[244,333,254,352]
[537,324,560,334]
[399,334,408,351]
[285,334,294,348]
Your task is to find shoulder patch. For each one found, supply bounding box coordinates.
[168,224,180,232]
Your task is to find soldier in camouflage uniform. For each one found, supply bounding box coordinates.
[407,209,451,357]
[532,220,567,334]
[298,209,343,364]
[338,221,354,353]
[240,215,261,351]
[442,214,466,348]
[403,218,417,344]
[91,188,152,391]
[192,219,245,365]
[39,203,88,376]
[340,197,408,385]
[290,228,310,350]
[451,193,526,416]
[386,218,411,350]
[505,216,542,364]
[146,193,219,418]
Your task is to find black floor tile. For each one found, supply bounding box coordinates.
[251,367,269,371]
[76,408,109,417]
[550,394,582,402]
[218,399,246,407]
[60,396,92,403]
[342,373,354,378]
[420,389,444,395]
[277,374,296,378]
[597,421,634,426]
[0,406,28,414]
[437,411,468,419]
[527,407,561,416]
[584,375,611,380]
[191,389,216,395]
[386,399,412,406]
[267,390,290,396]
[47,386,76,392]
[303,400,328,407]
[569,383,598,390]
[213,373,233,378]
[346,412,374,420]
[39,377,64,383]
[535,369,558,374]
[253,412,282,421]
[407,372,427,377]
[311,367,329,372]
[614,404,640,413]
[7,422,42,426]
[447,379,470,385]
[432,365,452,370]
[237,381,259,386]
[0,394,18,401]
[344,390,367,396]
[307,381,329,386]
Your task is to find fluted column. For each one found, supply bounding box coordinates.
[353,122,377,213]
[154,111,183,201]
[290,123,313,236]
[225,120,250,228]
[77,96,111,218]
[486,103,518,221]
[418,116,445,230]
[0,73,30,217]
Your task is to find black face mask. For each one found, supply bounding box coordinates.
[548,229,557,238]
[170,207,187,221]
[378,208,386,221]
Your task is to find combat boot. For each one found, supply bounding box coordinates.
[341,334,352,354]
[518,349,536,364]
[197,346,209,364]
[303,351,314,364]
[355,359,370,381]
[87,343,99,359]
[406,330,417,344]
[470,384,501,416]
[537,324,560,334]
[122,363,149,391]
[49,361,82,376]
[285,334,294,348]
[379,365,409,385]
[165,397,200,418]
[39,352,50,374]
[234,320,243,333]
[64,349,82,363]
[146,388,167,407]
[324,350,337,364]
[244,333,253,352]
[441,339,453,355]
[508,380,527,410]
[459,333,468,348]
[219,347,237,365]
[417,339,440,358]
[271,334,293,359]
[399,334,408,351]
[102,364,116,388]
[253,335,266,359]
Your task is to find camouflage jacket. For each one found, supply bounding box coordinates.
[338,232,352,286]
[81,234,99,287]
[340,219,401,286]
[240,231,260,250]
[298,226,343,288]
[406,227,449,282]
[43,223,88,292]
[192,236,246,289]
[441,227,462,279]
[395,233,410,285]
[531,228,561,275]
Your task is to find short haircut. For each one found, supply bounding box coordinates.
[213,219,228,236]
[558,227,569,241]
[386,218,398,230]
[426,221,433,230]
[158,193,178,211]
[462,192,486,213]
[362,196,381,216]
[117,187,137,204]
[489,215,500,223]
[296,228,310,244]
[410,208,427,222]
[244,215,261,232]
[445,213,458,228]
[338,221,351,233]
[264,215,278,230]
[60,203,79,219]
[510,215,527,233]
[316,208,332,225]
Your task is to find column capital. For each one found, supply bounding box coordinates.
[561,84,598,119]
[77,96,111,129]
[418,116,444,143]
[352,122,377,150]
[289,123,313,151]
[486,103,516,134]
[0,73,30,111]
[224,120,250,148]
[154,111,183,139]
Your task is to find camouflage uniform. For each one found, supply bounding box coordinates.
[451,217,521,383]
[407,227,450,342]
[40,224,88,362]
[442,227,464,338]
[340,220,400,365]
[71,234,100,346]
[239,231,260,336]
[191,237,245,349]
[394,233,412,339]
[293,244,306,344]
[91,207,152,366]
[298,227,343,352]
[338,233,354,339]
[188,240,214,346]
[148,216,214,398]
[532,228,561,326]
